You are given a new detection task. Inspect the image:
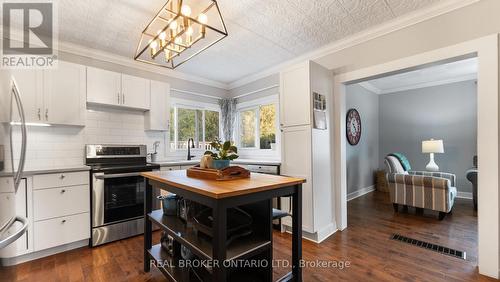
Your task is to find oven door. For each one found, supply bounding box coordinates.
[92,172,157,228]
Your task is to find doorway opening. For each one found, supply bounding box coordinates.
[332,35,499,278]
[345,56,479,267]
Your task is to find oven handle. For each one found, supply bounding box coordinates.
[95,172,145,179]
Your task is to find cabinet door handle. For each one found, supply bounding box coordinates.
[61,219,66,223]
[61,189,66,193]
[37,108,41,120]
[60,174,65,179]
[117,93,120,104]
[122,93,125,104]
[45,109,48,120]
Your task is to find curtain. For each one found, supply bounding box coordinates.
[219,98,237,142]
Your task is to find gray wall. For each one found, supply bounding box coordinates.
[379,80,477,193]
[229,74,279,103]
[346,84,379,194]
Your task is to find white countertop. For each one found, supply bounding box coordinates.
[0,166,91,178]
[151,158,281,167]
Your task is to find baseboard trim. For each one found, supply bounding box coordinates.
[0,239,88,266]
[456,192,473,199]
[347,185,376,201]
[283,223,338,243]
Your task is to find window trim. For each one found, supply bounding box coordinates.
[236,95,279,151]
[170,98,221,153]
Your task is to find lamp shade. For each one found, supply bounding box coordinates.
[422,139,444,154]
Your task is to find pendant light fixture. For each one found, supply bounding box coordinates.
[134,0,228,69]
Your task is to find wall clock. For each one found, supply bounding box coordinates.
[346,109,361,145]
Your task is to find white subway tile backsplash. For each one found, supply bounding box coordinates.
[2,108,167,171]
[98,120,123,129]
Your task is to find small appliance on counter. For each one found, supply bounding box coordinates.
[148,141,160,163]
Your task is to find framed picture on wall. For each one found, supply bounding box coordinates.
[313,92,327,130]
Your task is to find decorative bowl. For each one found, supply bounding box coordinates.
[212,160,230,170]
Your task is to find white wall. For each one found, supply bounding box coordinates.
[3,106,166,171]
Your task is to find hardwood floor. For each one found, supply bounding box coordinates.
[1,191,494,281]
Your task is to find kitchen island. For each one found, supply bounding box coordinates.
[142,170,305,282]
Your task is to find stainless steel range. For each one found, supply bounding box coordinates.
[86,144,160,247]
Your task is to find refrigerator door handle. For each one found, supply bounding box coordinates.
[9,78,27,193]
[0,216,28,250]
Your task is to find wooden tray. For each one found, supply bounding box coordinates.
[186,165,250,181]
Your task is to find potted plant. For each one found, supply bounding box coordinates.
[204,139,239,169]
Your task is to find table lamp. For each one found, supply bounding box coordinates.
[422,139,444,171]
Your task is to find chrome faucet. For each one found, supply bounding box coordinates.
[187,138,195,160]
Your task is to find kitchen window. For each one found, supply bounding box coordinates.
[170,104,220,151]
[238,102,277,150]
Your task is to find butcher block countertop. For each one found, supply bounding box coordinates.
[141,170,305,199]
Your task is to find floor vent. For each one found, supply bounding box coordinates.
[391,234,466,260]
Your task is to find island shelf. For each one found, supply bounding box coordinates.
[142,170,305,282]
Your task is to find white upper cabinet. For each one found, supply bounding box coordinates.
[145,80,170,131]
[86,67,121,106]
[121,74,150,110]
[9,63,86,126]
[43,61,86,125]
[87,67,151,110]
[10,69,43,123]
[280,62,311,128]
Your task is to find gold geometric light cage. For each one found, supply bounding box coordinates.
[134,0,228,69]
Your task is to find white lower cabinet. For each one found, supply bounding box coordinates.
[34,212,90,251]
[32,172,90,252]
[280,125,314,233]
[0,170,91,260]
[33,185,90,221]
[33,171,89,190]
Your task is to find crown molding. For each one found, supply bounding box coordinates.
[56,41,229,90]
[359,73,478,95]
[358,82,383,94]
[227,0,480,89]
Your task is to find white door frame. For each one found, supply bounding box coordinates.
[332,34,499,278]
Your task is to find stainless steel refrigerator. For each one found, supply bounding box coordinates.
[0,77,29,252]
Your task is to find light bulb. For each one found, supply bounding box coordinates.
[175,37,182,44]
[198,13,208,24]
[150,40,158,49]
[169,20,177,30]
[159,31,166,40]
[186,26,193,36]
[181,5,191,16]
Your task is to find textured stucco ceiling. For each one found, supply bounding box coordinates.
[58,0,441,84]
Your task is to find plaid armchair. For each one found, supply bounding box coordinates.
[384,155,457,220]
